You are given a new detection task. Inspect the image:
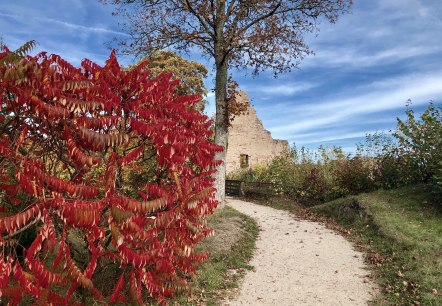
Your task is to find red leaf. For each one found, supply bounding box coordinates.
[110,273,126,303]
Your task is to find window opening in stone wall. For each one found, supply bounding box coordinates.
[240,154,249,168]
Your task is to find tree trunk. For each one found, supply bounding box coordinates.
[213,0,228,207]
[213,60,228,207]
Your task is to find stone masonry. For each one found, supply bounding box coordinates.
[226,92,290,174]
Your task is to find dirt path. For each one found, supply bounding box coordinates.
[224,198,377,306]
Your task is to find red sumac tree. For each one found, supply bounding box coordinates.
[0,42,221,305]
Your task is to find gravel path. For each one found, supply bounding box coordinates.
[224,198,377,306]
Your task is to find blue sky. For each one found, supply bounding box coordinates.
[1,0,441,154]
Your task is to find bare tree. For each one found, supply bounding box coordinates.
[103,0,353,205]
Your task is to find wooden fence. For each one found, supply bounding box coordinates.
[225,180,243,196]
[225,180,285,197]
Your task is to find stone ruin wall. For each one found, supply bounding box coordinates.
[226,92,290,175]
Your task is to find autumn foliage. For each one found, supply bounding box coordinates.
[0,42,222,304]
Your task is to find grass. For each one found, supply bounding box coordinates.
[310,184,442,305]
[171,205,259,305]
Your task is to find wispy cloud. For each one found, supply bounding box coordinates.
[291,131,381,145]
[203,92,216,116]
[302,0,442,70]
[308,45,441,69]
[0,12,129,37]
[0,2,131,66]
[267,71,442,139]
[245,82,317,96]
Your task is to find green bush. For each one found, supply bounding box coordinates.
[432,160,442,203]
[394,102,441,192]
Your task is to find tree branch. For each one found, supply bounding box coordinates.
[176,0,216,39]
[2,218,39,240]
[238,1,283,37]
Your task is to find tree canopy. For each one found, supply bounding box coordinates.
[108,0,352,74]
[141,50,208,109]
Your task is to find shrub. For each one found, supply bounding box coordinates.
[434,161,442,202]
[394,102,442,191]
[0,43,221,305]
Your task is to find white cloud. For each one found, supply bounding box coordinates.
[203,92,216,117]
[0,12,129,37]
[301,0,442,70]
[285,130,385,145]
[268,71,442,136]
[249,82,317,96]
[308,45,442,69]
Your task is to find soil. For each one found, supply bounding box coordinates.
[223,198,377,306]
[200,215,245,255]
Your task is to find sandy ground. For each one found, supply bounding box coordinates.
[223,198,377,306]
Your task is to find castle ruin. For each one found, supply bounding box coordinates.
[226,92,290,174]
